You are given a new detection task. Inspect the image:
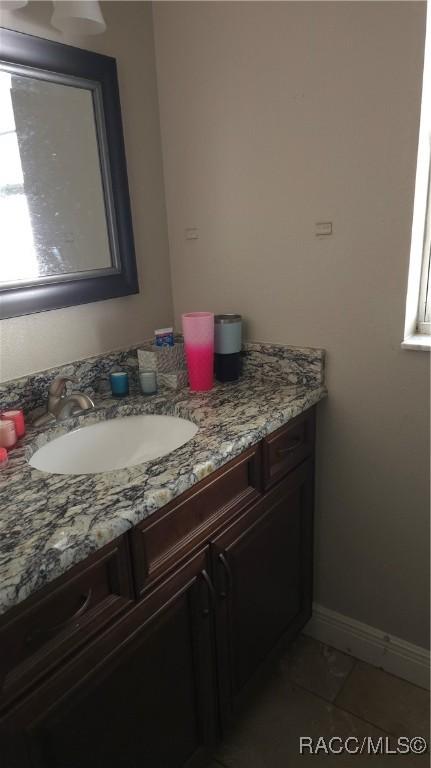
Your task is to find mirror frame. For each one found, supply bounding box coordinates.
[0,28,139,319]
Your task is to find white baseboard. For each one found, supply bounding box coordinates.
[304,603,430,690]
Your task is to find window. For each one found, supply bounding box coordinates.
[403,4,431,348]
[417,151,430,335]
[0,70,38,284]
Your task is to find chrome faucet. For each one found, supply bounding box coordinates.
[56,391,95,421]
[32,376,95,427]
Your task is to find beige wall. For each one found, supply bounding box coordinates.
[0,1,173,381]
[154,1,430,648]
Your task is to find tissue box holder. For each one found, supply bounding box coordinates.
[137,344,188,390]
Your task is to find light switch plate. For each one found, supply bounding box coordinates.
[315,222,333,236]
[185,227,199,240]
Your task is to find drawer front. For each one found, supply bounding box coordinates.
[131,444,262,595]
[0,535,133,710]
[263,408,315,489]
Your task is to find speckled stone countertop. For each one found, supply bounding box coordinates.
[0,343,327,617]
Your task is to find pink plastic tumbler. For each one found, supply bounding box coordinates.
[182,312,214,392]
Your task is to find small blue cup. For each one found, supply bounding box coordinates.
[110,371,129,397]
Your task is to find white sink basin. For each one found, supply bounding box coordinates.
[29,414,198,475]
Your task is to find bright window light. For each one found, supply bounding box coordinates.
[0,70,39,285]
[403,3,431,344]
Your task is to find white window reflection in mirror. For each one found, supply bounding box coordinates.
[0,70,38,283]
[0,69,115,289]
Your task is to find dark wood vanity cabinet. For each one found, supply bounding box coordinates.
[0,538,134,713]
[2,550,217,768]
[1,407,316,768]
[211,458,314,726]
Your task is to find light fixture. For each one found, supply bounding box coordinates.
[0,1,28,9]
[51,1,106,36]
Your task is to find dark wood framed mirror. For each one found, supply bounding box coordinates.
[0,28,139,319]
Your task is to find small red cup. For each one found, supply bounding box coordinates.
[1,409,25,438]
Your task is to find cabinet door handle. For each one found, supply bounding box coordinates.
[277,436,303,456]
[200,570,216,617]
[218,552,233,599]
[25,589,93,646]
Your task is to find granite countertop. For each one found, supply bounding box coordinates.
[0,344,327,617]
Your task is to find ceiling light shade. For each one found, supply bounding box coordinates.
[0,1,28,9]
[51,1,106,36]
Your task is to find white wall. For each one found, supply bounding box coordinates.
[0,1,173,381]
[154,1,430,648]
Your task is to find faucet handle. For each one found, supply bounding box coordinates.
[48,376,78,397]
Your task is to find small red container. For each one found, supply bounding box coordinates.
[0,420,17,449]
[0,447,8,468]
[1,409,25,438]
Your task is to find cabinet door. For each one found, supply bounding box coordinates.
[2,550,217,768]
[211,459,314,723]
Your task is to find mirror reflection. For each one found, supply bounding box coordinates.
[0,70,114,288]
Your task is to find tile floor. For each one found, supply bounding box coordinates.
[210,635,430,767]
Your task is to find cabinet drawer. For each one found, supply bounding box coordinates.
[131,444,262,595]
[263,408,315,489]
[0,535,133,710]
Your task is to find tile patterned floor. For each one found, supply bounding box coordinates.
[211,635,430,767]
